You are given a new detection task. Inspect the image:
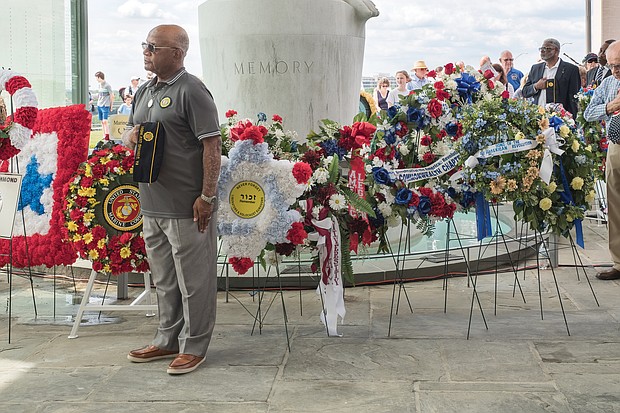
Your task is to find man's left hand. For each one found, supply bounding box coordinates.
[193,197,213,232]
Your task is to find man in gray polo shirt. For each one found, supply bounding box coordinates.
[122,24,221,375]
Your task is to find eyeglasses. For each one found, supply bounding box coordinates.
[609,64,620,71]
[502,58,514,62]
[587,58,598,63]
[539,47,557,52]
[141,42,179,53]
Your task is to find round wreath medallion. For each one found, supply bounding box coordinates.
[229,180,265,219]
[103,184,142,231]
[63,141,148,274]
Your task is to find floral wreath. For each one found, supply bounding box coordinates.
[218,112,311,274]
[63,141,149,274]
[457,97,596,239]
[0,70,38,165]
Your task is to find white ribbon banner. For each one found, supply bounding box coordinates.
[390,151,460,183]
[464,128,564,184]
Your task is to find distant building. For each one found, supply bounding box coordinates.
[361,73,397,92]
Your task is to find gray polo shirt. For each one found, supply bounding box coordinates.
[128,68,220,218]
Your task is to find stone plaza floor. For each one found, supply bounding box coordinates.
[0,220,619,412]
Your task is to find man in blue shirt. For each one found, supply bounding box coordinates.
[499,50,524,92]
[407,60,431,91]
[584,40,620,280]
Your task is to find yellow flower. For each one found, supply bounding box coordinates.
[78,187,96,197]
[585,145,592,152]
[88,198,99,206]
[538,106,546,115]
[547,181,557,193]
[83,212,95,222]
[103,264,111,273]
[67,221,78,232]
[100,156,111,164]
[527,166,539,178]
[84,164,92,177]
[571,140,580,152]
[566,214,574,223]
[506,179,517,191]
[539,197,553,211]
[559,125,570,138]
[120,246,132,259]
[536,134,546,144]
[585,190,596,203]
[88,249,99,260]
[571,177,584,190]
[72,234,82,242]
[98,178,109,186]
[97,239,106,249]
[83,233,94,244]
[515,131,525,140]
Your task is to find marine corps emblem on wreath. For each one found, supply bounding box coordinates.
[159,96,171,108]
[103,184,143,231]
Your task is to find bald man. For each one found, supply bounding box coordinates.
[499,50,524,91]
[122,24,221,374]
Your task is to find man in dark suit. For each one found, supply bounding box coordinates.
[586,39,616,88]
[521,38,581,117]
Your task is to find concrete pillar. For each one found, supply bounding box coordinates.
[601,0,620,43]
[198,0,378,138]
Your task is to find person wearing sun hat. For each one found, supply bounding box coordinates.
[407,60,431,91]
[126,75,141,96]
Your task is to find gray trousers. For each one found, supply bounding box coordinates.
[143,215,218,357]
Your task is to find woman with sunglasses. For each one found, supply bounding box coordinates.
[374,77,391,113]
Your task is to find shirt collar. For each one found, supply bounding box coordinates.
[149,67,187,87]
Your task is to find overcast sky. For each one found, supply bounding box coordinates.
[88,0,587,89]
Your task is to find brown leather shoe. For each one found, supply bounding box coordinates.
[596,268,620,280]
[167,354,205,375]
[127,345,178,363]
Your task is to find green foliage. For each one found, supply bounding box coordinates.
[341,187,376,218]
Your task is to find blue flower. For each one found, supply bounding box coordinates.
[514,199,525,209]
[372,167,393,185]
[319,139,346,159]
[257,112,267,122]
[445,122,459,137]
[407,107,427,130]
[418,196,432,216]
[575,155,586,165]
[368,206,385,227]
[455,73,481,103]
[387,105,399,119]
[447,187,457,198]
[395,188,412,205]
[384,128,397,145]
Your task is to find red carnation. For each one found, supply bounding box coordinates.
[229,257,254,274]
[286,222,308,245]
[434,81,445,90]
[435,89,451,101]
[501,89,510,99]
[292,162,313,184]
[275,242,296,256]
[444,63,455,75]
[409,192,420,207]
[272,114,283,123]
[351,121,377,139]
[420,135,432,146]
[80,177,94,188]
[427,98,443,119]
[13,106,38,129]
[395,121,408,138]
[487,80,495,90]
[119,232,133,244]
[5,76,31,95]
[239,125,265,144]
[69,209,84,221]
[300,150,323,170]
[483,69,494,79]
[225,109,237,118]
[422,152,436,164]
[427,70,436,78]
[419,187,433,197]
[92,261,103,272]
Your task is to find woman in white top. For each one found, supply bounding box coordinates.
[386,70,411,108]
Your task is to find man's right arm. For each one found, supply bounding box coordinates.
[583,83,620,122]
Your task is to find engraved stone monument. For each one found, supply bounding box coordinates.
[198,0,378,137]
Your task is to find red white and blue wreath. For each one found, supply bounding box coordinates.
[218,116,311,274]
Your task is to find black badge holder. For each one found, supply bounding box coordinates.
[133,121,165,183]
